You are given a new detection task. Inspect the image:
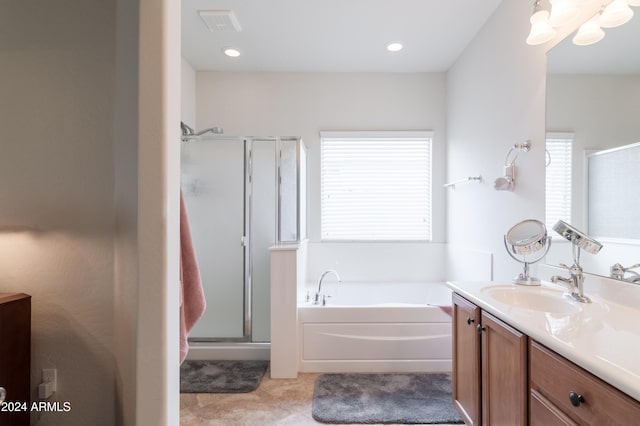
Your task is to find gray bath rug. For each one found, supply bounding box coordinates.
[312,373,463,424]
[180,360,268,393]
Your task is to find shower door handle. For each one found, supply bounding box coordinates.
[240,236,247,246]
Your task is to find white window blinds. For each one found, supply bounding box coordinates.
[320,131,432,241]
[545,133,573,227]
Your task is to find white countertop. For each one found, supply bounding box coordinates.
[447,276,640,402]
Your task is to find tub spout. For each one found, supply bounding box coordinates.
[315,270,341,305]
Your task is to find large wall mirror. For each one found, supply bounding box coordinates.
[545,12,640,281]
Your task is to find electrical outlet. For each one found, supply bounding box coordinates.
[42,368,57,392]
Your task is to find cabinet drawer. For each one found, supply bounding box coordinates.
[530,340,640,425]
[530,389,578,426]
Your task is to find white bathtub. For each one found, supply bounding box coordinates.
[297,282,453,373]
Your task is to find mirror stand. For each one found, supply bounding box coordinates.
[504,219,552,286]
[504,236,551,286]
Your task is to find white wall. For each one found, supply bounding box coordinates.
[136,0,181,424]
[446,0,548,282]
[0,1,116,424]
[196,72,448,283]
[181,58,197,127]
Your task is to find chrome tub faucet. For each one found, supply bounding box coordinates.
[315,270,341,305]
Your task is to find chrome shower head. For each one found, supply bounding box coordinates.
[494,164,515,191]
[494,176,514,191]
[181,122,195,136]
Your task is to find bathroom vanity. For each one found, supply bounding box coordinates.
[0,293,31,426]
[449,281,640,426]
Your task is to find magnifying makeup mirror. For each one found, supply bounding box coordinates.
[504,219,551,285]
[553,220,602,254]
[552,220,602,265]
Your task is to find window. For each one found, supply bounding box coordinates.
[320,131,432,241]
[545,132,573,227]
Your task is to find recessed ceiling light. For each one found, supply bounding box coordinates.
[223,47,241,58]
[386,42,403,52]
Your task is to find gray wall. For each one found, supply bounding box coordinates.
[1,1,117,424]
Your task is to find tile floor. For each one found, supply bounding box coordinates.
[180,368,462,426]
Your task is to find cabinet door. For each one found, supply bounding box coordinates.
[452,293,481,425]
[480,311,528,426]
[0,294,31,426]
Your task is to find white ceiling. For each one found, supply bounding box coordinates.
[181,0,503,72]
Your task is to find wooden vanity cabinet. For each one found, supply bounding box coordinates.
[481,310,528,425]
[452,293,481,425]
[0,293,31,426]
[529,340,640,426]
[452,293,528,425]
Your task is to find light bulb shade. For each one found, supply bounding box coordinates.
[572,16,605,45]
[600,0,634,28]
[527,10,557,45]
[549,0,578,27]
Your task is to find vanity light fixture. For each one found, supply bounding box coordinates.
[549,0,578,26]
[572,13,605,45]
[386,42,403,52]
[599,0,634,27]
[526,0,557,45]
[526,0,640,46]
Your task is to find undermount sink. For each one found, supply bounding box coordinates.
[481,285,582,314]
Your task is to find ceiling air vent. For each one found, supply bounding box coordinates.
[198,10,242,32]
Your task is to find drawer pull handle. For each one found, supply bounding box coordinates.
[569,391,584,407]
[466,317,475,325]
[476,324,485,333]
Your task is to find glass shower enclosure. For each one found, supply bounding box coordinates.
[181,135,306,343]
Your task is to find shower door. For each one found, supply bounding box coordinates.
[181,139,247,339]
[181,135,305,342]
[249,139,277,342]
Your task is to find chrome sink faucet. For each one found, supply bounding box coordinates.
[610,263,640,282]
[315,270,341,305]
[551,263,590,303]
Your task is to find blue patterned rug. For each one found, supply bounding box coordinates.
[312,373,463,424]
[180,360,268,393]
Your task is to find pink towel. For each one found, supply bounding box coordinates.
[439,305,453,316]
[179,190,206,364]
